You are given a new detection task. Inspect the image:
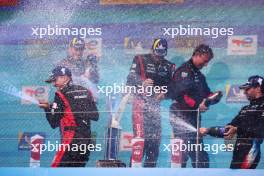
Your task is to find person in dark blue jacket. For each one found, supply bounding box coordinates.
[168,44,222,168]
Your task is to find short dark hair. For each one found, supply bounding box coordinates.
[192,44,214,59]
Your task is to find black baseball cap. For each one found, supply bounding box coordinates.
[45,66,72,83]
[239,75,264,89]
[69,37,85,50]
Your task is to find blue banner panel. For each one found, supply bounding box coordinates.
[1,168,264,176]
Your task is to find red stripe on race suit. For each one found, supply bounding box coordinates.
[183,92,213,108]
[183,95,196,108]
[51,91,77,167]
[240,153,254,169]
[51,130,75,167]
[131,98,145,166]
[56,91,77,131]
[241,160,250,169]
[207,92,214,97]
[137,55,146,81]
[132,98,144,138]
[130,56,146,167]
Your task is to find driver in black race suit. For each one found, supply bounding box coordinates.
[126,38,176,167]
[39,66,99,167]
[200,75,264,169]
[57,37,99,99]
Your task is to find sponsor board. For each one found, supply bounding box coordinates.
[1,168,264,176]
[119,132,133,151]
[131,137,144,167]
[21,86,49,105]
[170,138,183,168]
[26,39,52,58]
[227,35,257,55]
[124,37,149,55]
[18,132,45,151]
[175,36,204,54]
[100,0,184,5]
[84,38,102,58]
[30,134,45,167]
[226,84,248,103]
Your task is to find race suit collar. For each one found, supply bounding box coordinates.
[188,59,199,72]
[60,80,73,93]
[250,96,264,105]
[150,54,164,64]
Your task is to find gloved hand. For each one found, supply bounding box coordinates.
[207,126,226,138]
[204,91,223,107]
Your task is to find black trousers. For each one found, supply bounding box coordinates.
[170,103,209,168]
[51,130,91,167]
[131,97,161,167]
[230,140,261,169]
